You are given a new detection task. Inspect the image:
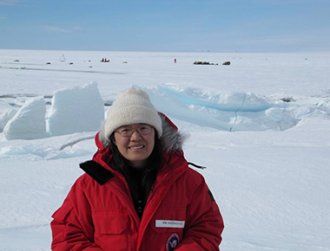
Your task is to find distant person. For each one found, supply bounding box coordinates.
[174,58,177,63]
[51,87,224,250]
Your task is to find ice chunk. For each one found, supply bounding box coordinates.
[47,82,104,136]
[4,97,47,140]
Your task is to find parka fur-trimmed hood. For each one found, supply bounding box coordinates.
[98,112,186,154]
[80,112,188,186]
[80,113,186,185]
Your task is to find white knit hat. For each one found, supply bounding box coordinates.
[103,87,163,139]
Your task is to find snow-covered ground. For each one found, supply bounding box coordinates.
[0,49,330,251]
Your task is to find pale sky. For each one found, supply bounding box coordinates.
[1,0,330,52]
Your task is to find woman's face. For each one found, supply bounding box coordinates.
[113,123,156,168]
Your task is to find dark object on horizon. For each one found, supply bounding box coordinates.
[46,62,51,65]
[222,61,231,65]
[193,61,218,65]
[281,97,295,103]
[101,58,110,63]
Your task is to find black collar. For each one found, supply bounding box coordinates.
[80,160,114,185]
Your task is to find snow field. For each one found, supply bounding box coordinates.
[0,50,330,250]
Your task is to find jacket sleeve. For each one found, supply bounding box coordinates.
[51,178,104,251]
[176,178,224,251]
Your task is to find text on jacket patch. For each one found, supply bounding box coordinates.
[155,220,185,228]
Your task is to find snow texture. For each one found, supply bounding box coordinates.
[0,50,330,251]
[0,101,16,132]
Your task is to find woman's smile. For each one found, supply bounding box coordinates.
[113,124,156,168]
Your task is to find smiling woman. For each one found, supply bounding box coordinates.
[113,124,156,168]
[50,87,224,251]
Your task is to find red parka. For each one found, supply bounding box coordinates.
[51,114,224,251]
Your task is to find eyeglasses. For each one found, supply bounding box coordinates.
[115,124,154,137]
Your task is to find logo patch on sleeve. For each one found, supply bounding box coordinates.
[166,233,180,251]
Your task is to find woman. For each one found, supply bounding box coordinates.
[51,87,224,251]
